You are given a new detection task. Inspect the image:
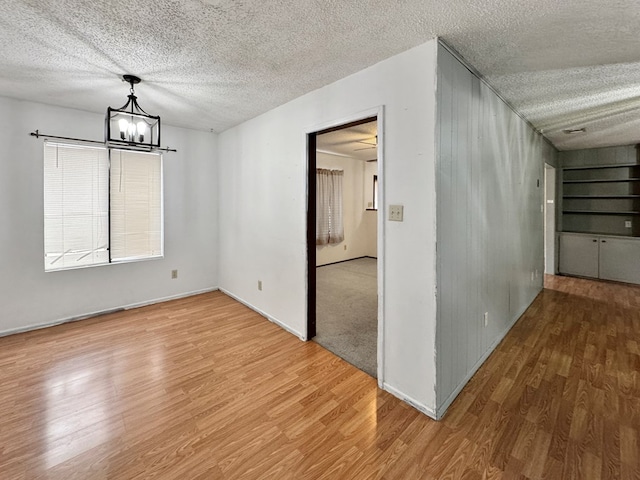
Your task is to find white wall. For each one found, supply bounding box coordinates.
[0,96,218,335]
[362,212,378,258]
[316,153,374,266]
[435,44,557,416]
[544,165,557,274]
[218,40,439,415]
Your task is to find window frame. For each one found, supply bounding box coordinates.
[43,142,164,272]
[372,174,378,211]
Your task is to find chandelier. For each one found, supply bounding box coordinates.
[106,75,160,150]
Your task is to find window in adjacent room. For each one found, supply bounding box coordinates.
[43,142,163,271]
[372,174,378,210]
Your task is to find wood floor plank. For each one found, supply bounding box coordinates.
[1,275,639,479]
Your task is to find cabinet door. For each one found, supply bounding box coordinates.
[558,233,599,278]
[599,237,640,284]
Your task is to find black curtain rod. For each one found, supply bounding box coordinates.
[29,130,177,153]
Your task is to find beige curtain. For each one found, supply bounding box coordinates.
[316,168,344,245]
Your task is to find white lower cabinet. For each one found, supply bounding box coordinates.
[558,233,599,278]
[559,233,640,285]
[599,237,640,284]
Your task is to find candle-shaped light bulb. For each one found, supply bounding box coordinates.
[137,121,146,142]
[127,122,136,141]
[118,119,128,140]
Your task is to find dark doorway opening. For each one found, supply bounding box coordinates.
[307,115,378,377]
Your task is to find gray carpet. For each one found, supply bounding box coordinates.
[314,257,377,378]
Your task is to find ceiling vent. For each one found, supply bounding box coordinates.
[562,128,586,135]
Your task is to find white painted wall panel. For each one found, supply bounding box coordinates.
[435,45,554,416]
[0,97,219,335]
[218,40,439,414]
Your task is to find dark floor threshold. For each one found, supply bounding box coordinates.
[317,256,377,268]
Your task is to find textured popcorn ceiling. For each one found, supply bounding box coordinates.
[317,121,378,162]
[1,0,639,150]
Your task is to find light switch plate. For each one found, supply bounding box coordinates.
[625,220,632,228]
[389,205,404,222]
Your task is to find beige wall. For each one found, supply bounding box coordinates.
[316,153,376,266]
[363,160,378,258]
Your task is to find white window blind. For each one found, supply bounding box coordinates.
[110,149,163,261]
[44,143,109,271]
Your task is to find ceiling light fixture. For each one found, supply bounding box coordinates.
[30,75,175,152]
[354,135,378,151]
[562,128,586,135]
[106,75,160,150]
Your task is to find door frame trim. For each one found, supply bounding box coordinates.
[305,106,385,385]
[544,163,557,274]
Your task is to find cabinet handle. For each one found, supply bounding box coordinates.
[601,240,607,243]
[593,239,597,242]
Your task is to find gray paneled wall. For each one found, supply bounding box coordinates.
[560,145,636,168]
[435,44,556,416]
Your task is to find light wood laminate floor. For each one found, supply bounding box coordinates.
[1,275,639,479]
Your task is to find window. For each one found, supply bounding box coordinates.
[316,168,344,245]
[44,143,109,270]
[44,143,163,271]
[372,174,378,210]
[110,150,163,261]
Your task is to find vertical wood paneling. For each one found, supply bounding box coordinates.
[471,74,483,370]
[559,144,636,169]
[437,49,454,394]
[435,44,554,414]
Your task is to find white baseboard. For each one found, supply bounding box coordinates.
[0,287,219,338]
[219,288,305,341]
[382,382,437,420]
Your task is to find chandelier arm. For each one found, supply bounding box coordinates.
[130,96,151,116]
[115,96,134,112]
